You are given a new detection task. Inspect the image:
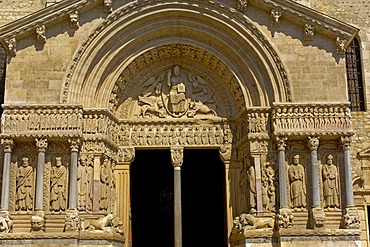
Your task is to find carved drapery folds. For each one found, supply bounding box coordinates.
[1,105,83,137]
[272,103,353,136]
[133,65,218,119]
[99,156,117,213]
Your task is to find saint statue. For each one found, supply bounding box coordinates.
[16,157,34,211]
[100,158,110,211]
[288,155,306,209]
[322,155,339,209]
[50,157,67,212]
[247,164,256,212]
[77,156,88,211]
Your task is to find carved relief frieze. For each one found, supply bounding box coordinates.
[1,105,83,138]
[272,103,353,136]
[236,108,270,144]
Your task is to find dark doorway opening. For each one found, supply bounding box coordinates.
[182,149,226,247]
[131,149,174,247]
[130,148,226,247]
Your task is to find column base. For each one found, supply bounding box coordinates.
[310,207,325,229]
[275,208,294,229]
[341,207,360,229]
[64,208,80,232]
[31,210,45,232]
[0,210,13,233]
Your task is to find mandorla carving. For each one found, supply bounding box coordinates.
[135,65,218,119]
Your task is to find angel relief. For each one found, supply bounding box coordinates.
[135,65,218,118]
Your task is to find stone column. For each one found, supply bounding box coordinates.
[308,136,325,229]
[0,139,14,233]
[32,138,48,232]
[64,138,81,232]
[341,136,360,229]
[171,147,184,247]
[117,147,135,245]
[275,137,293,229]
[219,145,235,237]
[252,155,263,213]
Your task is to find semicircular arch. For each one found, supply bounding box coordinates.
[63,1,292,119]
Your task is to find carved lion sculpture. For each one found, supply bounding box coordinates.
[81,213,115,232]
[233,213,274,233]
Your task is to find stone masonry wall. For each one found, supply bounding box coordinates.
[0,0,45,26]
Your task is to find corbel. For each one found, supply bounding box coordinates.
[36,25,46,43]
[336,36,347,55]
[104,0,113,13]
[304,24,314,41]
[69,11,79,29]
[271,9,282,27]
[237,0,248,13]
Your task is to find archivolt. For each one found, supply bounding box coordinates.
[63,0,292,117]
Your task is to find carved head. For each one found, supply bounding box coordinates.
[327,155,333,165]
[22,157,29,167]
[293,155,300,165]
[55,157,62,167]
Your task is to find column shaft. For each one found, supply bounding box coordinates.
[35,151,45,210]
[69,150,78,209]
[1,148,12,210]
[344,146,354,206]
[174,166,182,247]
[311,148,320,207]
[278,145,288,208]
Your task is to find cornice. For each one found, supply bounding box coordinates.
[251,0,359,42]
[0,0,102,49]
[0,0,359,54]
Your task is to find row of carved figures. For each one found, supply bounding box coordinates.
[9,155,116,213]
[243,154,340,213]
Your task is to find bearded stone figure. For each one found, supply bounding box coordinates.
[16,157,34,211]
[50,157,67,212]
[322,155,339,209]
[288,155,306,209]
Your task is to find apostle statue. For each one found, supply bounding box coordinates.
[322,155,339,209]
[288,155,306,209]
[16,157,34,211]
[50,157,67,212]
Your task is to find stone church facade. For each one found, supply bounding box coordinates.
[0,0,369,247]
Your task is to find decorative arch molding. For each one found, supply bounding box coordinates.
[62,0,292,115]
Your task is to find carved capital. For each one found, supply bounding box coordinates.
[276,136,287,151]
[35,138,48,152]
[69,138,81,152]
[64,208,80,232]
[341,135,352,148]
[308,136,319,150]
[118,147,135,163]
[219,145,232,163]
[1,139,14,153]
[170,147,184,167]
